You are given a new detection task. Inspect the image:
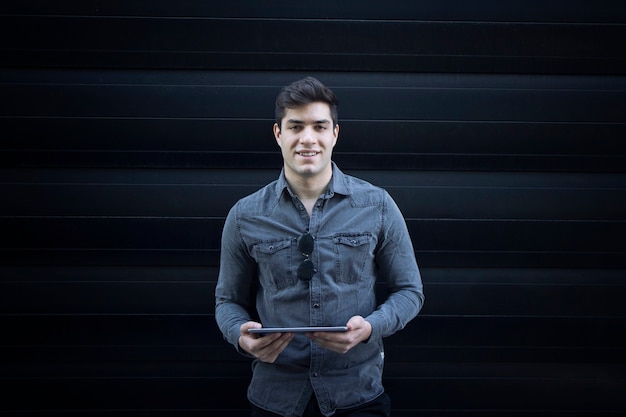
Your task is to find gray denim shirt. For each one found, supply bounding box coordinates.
[215,163,424,417]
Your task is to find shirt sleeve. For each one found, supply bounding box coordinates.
[214,202,258,352]
[365,190,425,341]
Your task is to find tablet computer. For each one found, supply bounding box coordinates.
[248,326,348,334]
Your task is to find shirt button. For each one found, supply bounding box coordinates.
[313,303,320,308]
[312,372,319,377]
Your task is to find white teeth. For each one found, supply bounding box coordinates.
[299,152,317,156]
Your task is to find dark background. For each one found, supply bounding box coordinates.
[1,1,625,415]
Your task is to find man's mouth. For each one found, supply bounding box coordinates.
[297,151,319,157]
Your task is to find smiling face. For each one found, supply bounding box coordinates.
[274,101,339,184]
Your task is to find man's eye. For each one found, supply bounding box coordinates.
[289,126,302,130]
[315,125,327,130]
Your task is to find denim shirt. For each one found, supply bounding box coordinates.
[215,163,424,417]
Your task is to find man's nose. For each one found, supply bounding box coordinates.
[300,127,316,143]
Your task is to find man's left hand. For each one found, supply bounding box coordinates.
[305,315,372,354]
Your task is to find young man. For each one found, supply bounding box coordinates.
[215,77,424,417]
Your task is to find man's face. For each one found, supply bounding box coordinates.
[273,101,339,181]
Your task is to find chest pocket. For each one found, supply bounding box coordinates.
[253,238,295,290]
[332,233,374,284]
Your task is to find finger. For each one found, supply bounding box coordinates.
[253,332,292,355]
[240,321,263,337]
[256,333,294,362]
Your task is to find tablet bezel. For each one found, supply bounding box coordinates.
[247,326,348,334]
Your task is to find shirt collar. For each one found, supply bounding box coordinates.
[274,161,351,200]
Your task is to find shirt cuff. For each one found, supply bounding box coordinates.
[363,316,383,344]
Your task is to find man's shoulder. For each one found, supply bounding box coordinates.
[343,173,378,189]
[234,180,281,212]
[341,173,388,205]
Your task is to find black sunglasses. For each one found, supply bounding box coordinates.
[297,232,315,281]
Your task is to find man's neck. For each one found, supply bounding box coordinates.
[285,169,332,203]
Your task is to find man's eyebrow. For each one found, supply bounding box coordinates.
[286,119,331,124]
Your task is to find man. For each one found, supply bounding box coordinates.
[215,77,424,417]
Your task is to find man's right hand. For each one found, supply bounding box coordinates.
[238,322,294,363]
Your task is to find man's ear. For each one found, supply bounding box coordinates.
[273,123,283,148]
[273,123,281,144]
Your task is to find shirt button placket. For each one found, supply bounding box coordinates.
[309,343,324,406]
[310,266,322,326]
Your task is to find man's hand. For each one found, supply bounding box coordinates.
[238,322,294,363]
[306,316,372,354]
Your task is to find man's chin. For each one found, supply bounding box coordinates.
[287,161,329,179]
[295,164,318,175]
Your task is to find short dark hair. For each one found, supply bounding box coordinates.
[275,77,339,128]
